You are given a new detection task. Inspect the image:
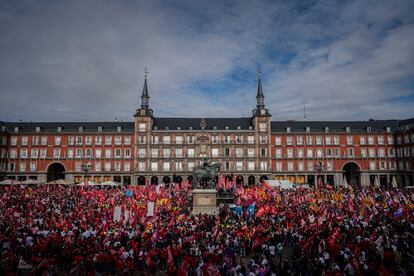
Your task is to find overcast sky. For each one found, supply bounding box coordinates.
[0,0,413,122]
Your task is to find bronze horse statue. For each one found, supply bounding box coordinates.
[192,161,221,189]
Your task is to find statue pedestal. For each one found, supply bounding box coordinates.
[192,189,217,215]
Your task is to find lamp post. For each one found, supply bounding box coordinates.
[316,161,323,189]
[82,162,91,185]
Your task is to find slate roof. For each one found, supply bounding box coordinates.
[152,117,254,130]
[271,120,400,133]
[1,122,134,133]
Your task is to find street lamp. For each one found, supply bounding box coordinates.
[315,161,323,189]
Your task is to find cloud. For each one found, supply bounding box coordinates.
[0,0,413,122]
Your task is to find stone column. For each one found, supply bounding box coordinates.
[360,173,370,187]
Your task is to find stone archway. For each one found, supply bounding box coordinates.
[236,175,244,185]
[248,175,256,186]
[259,175,269,183]
[175,176,183,184]
[137,176,146,185]
[151,176,158,185]
[163,176,171,184]
[47,163,66,182]
[343,162,361,187]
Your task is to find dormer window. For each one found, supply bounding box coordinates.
[57,126,62,133]
[213,126,217,130]
[117,126,122,132]
[14,127,19,133]
[1,126,5,132]
[237,126,241,130]
[35,127,41,133]
[165,127,169,130]
[286,127,291,133]
[78,126,83,133]
[189,127,193,130]
[225,126,229,130]
[153,126,158,130]
[177,127,181,130]
[366,127,372,133]
[386,127,391,133]
[306,126,310,133]
[345,127,351,133]
[249,126,253,130]
[98,126,103,132]
[324,127,329,133]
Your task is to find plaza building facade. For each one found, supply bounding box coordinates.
[0,75,413,187]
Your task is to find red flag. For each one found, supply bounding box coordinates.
[177,255,192,276]
[256,206,266,218]
[167,246,175,273]
[203,262,220,276]
[167,216,175,231]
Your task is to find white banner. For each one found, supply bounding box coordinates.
[113,206,122,222]
[147,201,155,217]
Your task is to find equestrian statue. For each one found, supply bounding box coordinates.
[192,159,221,189]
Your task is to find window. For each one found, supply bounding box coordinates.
[276,162,282,172]
[333,136,340,145]
[275,148,282,158]
[187,136,194,144]
[188,148,194,157]
[326,148,332,157]
[22,136,28,146]
[105,149,112,158]
[98,126,103,132]
[389,161,396,170]
[327,161,333,171]
[296,136,303,145]
[115,149,122,158]
[20,149,28,158]
[138,136,146,144]
[368,148,376,157]
[287,148,293,158]
[136,148,145,158]
[248,148,254,157]
[261,148,267,157]
[124,149,131,158]
[248,162,255,171]
[85,136,92,145]
[236,162,243,171]
[366,127,372,133]
[316,136,322,145]
[53,148,61,158]
[307,149,313,158]
[105,136,112,145]
[236,148,243,157]
[307,162,313,171]
[40,149,47,158]
[346,136,353,145]
[288,162,294,171]
[151,135,159,144]
[95,162,101,172]
[317,148,323,158]
[325,136,332,145]
[163,149,170,158]
[54,136,61,146]
[124,136,131,145]
[345,127,351,133]
[138,162,146,171]
[224,135,230,144]
[104,162,111,172]
[76,136,82,145]
[95,136,102,145]
[286,127,291,133]
[32,136,39,145]
[30,162,37,172]
[377,136,384,145]
[306,136,313,145]
[94,149,101,158]
[259,123,266,132]
[19,162,26,172]
[324,127,329,133]
[212,148,219,157]
[84,149,92,158]
[224,162,230,171]
[361,148,367,158]
[78,126,83,133]
[175,161,183,171]
[212,135,218,144]
[176,136,182,144]
[347,148,354,157]
[248,136,254,144]
[334,148,340,157]
[115,136,122,145]
[297,148,304,158]
[31,149,38,158]
[378,148,385,157]
[380,161,386,170]
[260,135,267,144]
[387,136,393,145]
[369,161,376,170]
[163,162,170,171]
[10,149,17,159]
[151,149,158,158]
[163,136,170,144]
[139,123,146,131]
[306,126,311,133]
[117,126,122,133]
[298,162,304,171]
[114,162,121,172]
[188,162,194,171]
[11,136,17,146]
[360,136,366,145]
[76,149,83,158]
[367,136,374,145]
[388,148,395,157]
[260,161,267,171]
[14,127,19,133]
[286,136,293,145]
[236,135,243,144]
[275,136,282,145]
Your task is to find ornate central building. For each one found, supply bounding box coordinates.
[0,74,413,187]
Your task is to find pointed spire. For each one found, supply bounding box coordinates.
[256,65,265,109]
[141,67,149,108]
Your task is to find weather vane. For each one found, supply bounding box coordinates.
[257,64,262,80]
[144,67,149,78]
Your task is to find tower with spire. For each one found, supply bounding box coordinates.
[134,67,153,117]
[253,66,270,117]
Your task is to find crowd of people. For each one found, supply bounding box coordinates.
[1,181,414,275]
